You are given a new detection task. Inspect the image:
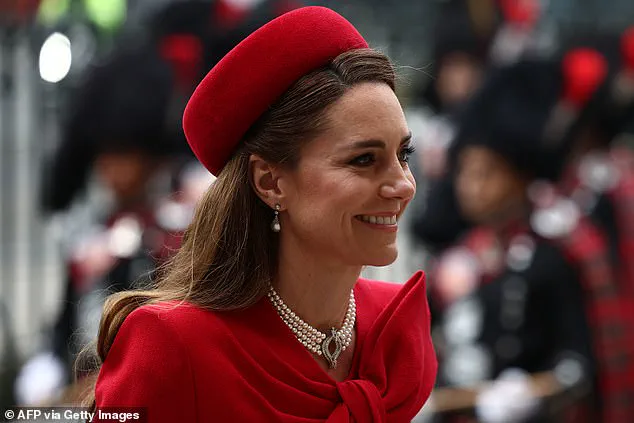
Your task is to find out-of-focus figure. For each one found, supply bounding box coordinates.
[410,0,558,257]
[15,43,182,407]
[488,0,550,65]
[15,2,219,398]
[414,0,494,175]
[429,53,624,422]
[559,29,634,292]
[554,29,634,422]
[410,0,497,257]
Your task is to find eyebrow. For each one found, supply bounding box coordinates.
[346,132,412,150]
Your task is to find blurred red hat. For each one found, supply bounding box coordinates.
[183,6,368,176]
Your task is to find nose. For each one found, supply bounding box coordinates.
[379,163,416,201]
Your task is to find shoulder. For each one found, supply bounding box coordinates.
[126,300,213,326]
[98,303,199,377]
[532,239,574,269]
[94,302,203,420]
[97,301,224,383]
[114,300,232,347]
[95,303,199,413]
[523,237,580,291]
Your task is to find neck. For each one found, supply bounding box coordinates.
[273,234,361,332]
[116,192,150,212]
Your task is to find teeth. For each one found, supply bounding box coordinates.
[359,215,397,225]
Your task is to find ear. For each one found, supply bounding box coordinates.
[249,154,285,207]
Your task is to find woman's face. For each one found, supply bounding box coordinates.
[278,82,416,267]
[95,149,157,204]
[455,146,528,225]
[437,52,482,111]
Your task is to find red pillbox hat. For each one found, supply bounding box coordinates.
[183,6,369,175]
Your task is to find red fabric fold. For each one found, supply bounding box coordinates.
[333,379,385,422]
[328,271,437,422]
[95,272,437,422]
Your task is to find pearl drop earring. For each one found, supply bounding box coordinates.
[271,204,281,232]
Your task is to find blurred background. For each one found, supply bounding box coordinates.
[1,0,634,422]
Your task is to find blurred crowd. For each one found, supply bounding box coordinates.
[409,1,634,422]
[1,0,634,422]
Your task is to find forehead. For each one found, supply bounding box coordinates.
[304,82,408,155]
[459,146,502,166]
[458,145,521,179]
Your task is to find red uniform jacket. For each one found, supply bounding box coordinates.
[94,271,437,422]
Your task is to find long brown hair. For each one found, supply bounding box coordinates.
[77,48,396,407]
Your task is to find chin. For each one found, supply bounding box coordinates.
[364,248,398,267]
[459,205,488,226]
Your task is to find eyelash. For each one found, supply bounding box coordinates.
[350,145,416,167]
[399,145,416,163]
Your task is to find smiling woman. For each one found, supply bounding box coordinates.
[81,6,437,422]
[259,82,417,268]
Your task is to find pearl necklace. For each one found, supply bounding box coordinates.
[267,286,356,369]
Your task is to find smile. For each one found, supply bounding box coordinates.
[357,215,397,225]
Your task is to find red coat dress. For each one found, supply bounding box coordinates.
[94,271,437,422]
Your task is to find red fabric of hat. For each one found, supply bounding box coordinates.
[183,6,368,175]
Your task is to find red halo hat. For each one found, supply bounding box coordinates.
[183,6,369,176]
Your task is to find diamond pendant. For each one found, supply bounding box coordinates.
[321,328,343,369]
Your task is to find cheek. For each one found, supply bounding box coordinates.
[291,170,358,221]
[490,177,515,203]
[478,175,522,215]
[289,171,383,246]
[480,175,505,205]
[458,172,497,213]
[456,171,478,199]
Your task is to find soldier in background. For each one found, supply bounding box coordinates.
[410,0,496,258]
[558,28,634,294]
[431,56,617,423]
[552,30,634,421]
[411,0,555,256]
[15,42,191,406]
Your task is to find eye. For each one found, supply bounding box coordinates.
[349,153,375,166]
[398,145,416,163]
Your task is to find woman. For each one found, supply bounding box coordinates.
[86,6,437,422]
